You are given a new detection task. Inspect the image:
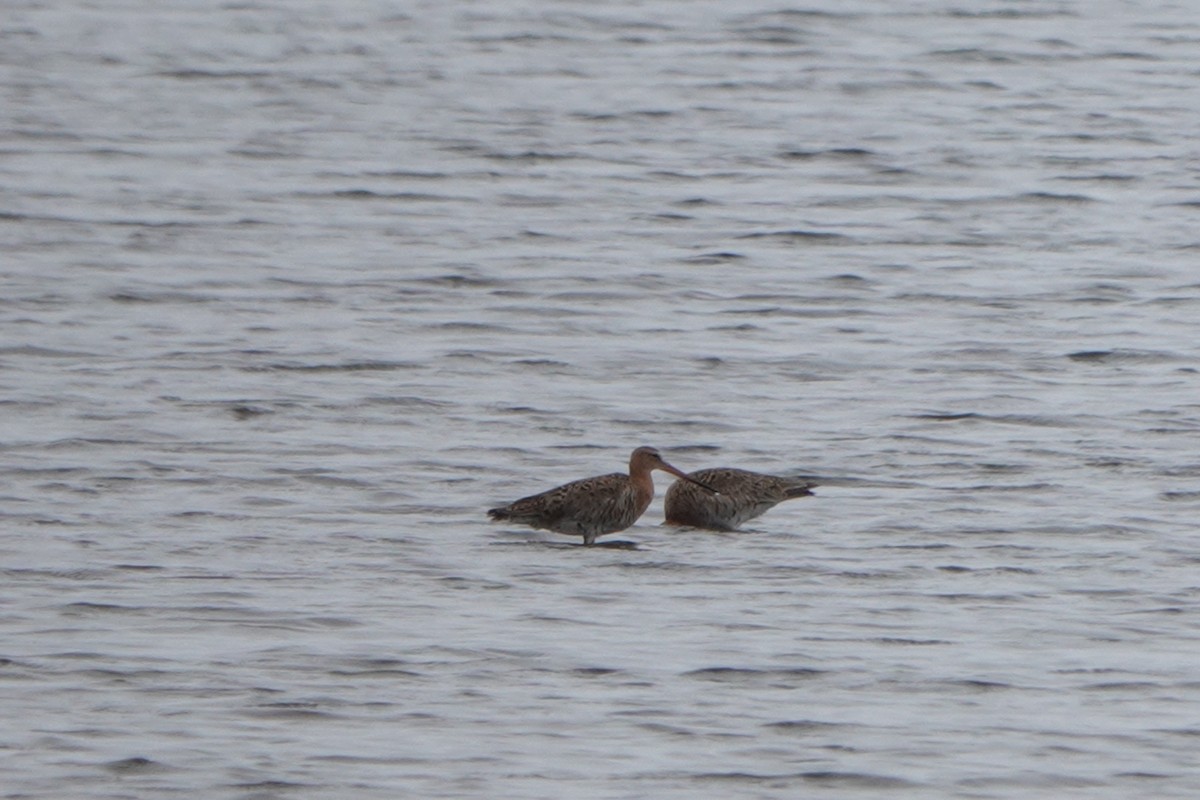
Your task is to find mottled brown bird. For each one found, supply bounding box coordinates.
[664,467,816,531]
[488,447,716,545]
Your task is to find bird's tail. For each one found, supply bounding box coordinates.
[487,507,510,521]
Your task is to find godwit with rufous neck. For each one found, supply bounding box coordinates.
[488,447,717,545]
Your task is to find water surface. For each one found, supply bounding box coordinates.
[3,1,1200,797]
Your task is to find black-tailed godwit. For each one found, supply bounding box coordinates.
[488,447,716,545]
[664,467,816,531]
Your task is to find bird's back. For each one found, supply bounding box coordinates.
[489,472,644,536]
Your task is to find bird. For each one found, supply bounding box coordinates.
[487,447,717,545]
[663,467,816,531]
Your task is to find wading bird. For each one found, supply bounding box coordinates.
[488,447,717,545]
[664,467,816,531]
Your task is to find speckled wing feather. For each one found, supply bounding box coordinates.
[489,472,643,541]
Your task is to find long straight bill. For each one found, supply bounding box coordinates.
[661,463,720,494]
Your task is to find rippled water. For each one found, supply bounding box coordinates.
[4,1,1200,797]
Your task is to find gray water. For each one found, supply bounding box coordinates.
[3,1,1200,797]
